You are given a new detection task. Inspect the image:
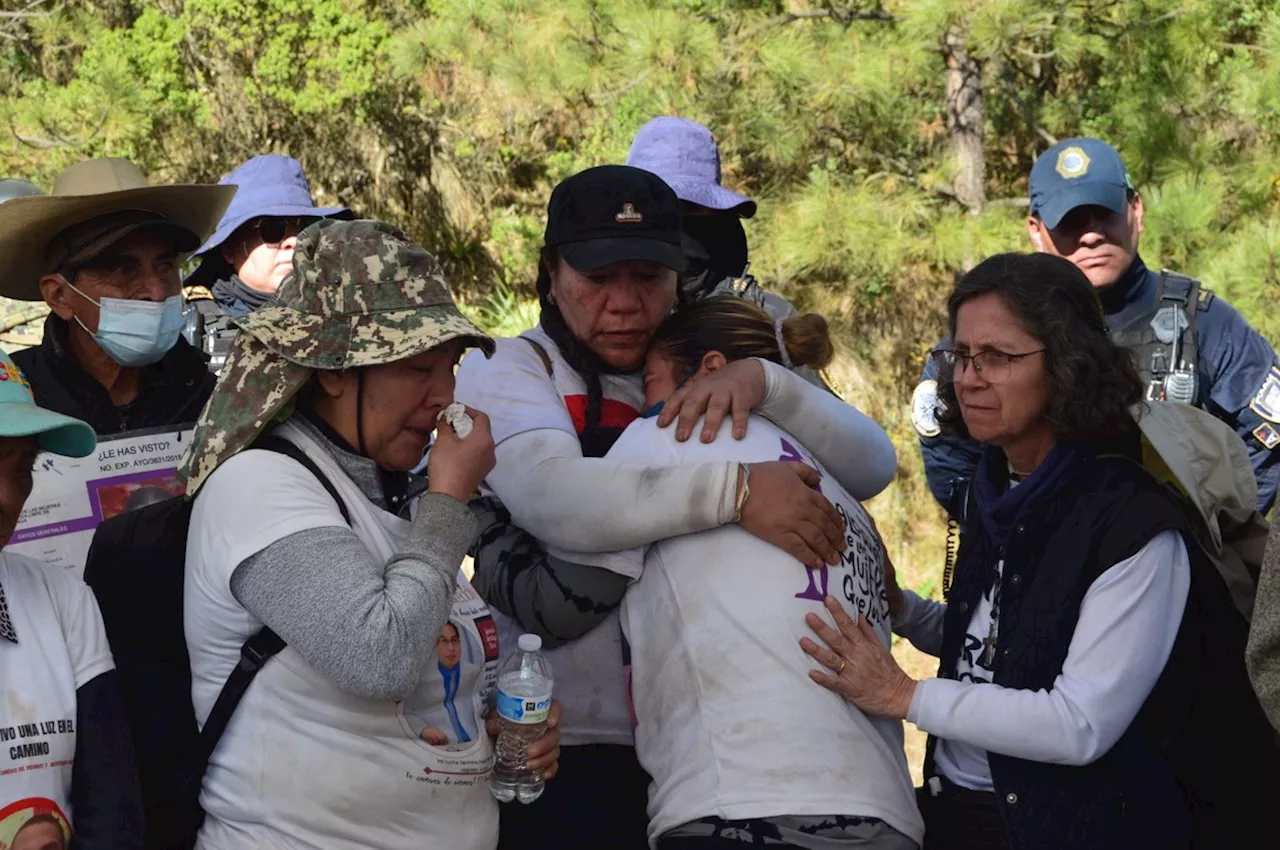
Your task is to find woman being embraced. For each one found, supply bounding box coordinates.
[801,252,1278,849]
[600,298,924,850]
[456,165,897,849]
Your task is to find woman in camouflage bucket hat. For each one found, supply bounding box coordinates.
[180,218,495,489]
[180,219,561,850]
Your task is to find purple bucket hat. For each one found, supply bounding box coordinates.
[626,117,757,218]
[186,154,350,284]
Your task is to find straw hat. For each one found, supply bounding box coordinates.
[0,158,235,301]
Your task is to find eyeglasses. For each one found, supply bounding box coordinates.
[929,348,1046,383]
[252,216,319,246]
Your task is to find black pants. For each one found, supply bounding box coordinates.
[658,839,799,850]
[497,743,650,850]
[920,780,1010,850]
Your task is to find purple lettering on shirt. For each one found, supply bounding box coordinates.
[795,565,831,601]
[779,437,822,494]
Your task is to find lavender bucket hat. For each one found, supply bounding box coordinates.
[186,154,350,285]
[625,117,757,218]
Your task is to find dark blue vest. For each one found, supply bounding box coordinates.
[925,447,1279,849]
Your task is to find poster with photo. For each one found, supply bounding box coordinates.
[0,799,70,850]
[6,425,191,579]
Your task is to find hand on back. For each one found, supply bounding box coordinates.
[740,461,845,569]
[657,358,766,442]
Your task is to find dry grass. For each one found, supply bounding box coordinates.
[823,338,950,786]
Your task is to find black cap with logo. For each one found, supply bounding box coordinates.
[545,165,684,273]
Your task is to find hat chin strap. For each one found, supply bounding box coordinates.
[355,369,369,457]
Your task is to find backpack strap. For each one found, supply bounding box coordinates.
[521,336,555,378]
[1159,269,1196,304]
[191,433,351,776]
[192,627,286,773]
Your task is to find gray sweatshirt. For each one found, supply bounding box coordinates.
[228,414,478,702]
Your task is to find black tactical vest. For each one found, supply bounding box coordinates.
[1109,271,1212,407]
[181,297,238,377]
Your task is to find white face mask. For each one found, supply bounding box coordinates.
[63,278,185,367]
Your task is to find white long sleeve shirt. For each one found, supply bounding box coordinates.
[895,529,1190,791]
[458,331,897,556]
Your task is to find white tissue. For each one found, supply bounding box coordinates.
[437,402,474,439]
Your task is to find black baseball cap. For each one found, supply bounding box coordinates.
[545,165,684,272]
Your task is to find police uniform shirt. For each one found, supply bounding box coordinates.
[915,257,1280,516]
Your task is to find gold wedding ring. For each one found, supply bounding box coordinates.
[836,656,847,674]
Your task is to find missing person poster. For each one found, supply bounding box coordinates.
[7,426,190,579]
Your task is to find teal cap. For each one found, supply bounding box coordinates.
[0,351,96,457]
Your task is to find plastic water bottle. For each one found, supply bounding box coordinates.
[489,634,554,804]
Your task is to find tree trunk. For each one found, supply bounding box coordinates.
[945,25,985,213]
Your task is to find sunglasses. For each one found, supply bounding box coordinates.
[250,216,320,246]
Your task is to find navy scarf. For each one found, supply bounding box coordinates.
[212,274,272,317]
[973,442,1088,548]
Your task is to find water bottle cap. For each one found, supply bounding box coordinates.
[517,634,542,652]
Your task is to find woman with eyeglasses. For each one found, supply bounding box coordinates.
[182,155,352,375]
[799,252,1279,850]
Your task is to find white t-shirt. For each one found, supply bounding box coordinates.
[933,556,1005,790]
[0,550,113,844]
[603,415,924,846]
[184,423,499,850]
[455,326,645,748]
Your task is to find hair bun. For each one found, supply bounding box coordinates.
[780,314,834,370]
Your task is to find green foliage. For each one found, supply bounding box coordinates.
[461,279,543,340]
[1,0,1278,564]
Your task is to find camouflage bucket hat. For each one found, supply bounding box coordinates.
[180,219,493,492]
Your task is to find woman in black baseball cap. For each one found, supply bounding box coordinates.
[456,164,897,850]
[538,163,686,417]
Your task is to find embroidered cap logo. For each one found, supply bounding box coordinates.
[1055,147,1091,180]
[615,203,643,223]
[0,360,32,394]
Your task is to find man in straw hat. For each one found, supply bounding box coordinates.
[3,158,234,435]
[177,219,560,849]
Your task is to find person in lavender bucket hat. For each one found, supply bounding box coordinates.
[627,116,835,392]
[182,155,352,375]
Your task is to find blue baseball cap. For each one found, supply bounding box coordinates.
[0,351,95,457]
[626,117,757,218]
[186,154,350,284]
[1029,138,1135,230]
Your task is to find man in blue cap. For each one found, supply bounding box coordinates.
[915,137,1280,517]
[626,116,834,391]
[183,154,350,375]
